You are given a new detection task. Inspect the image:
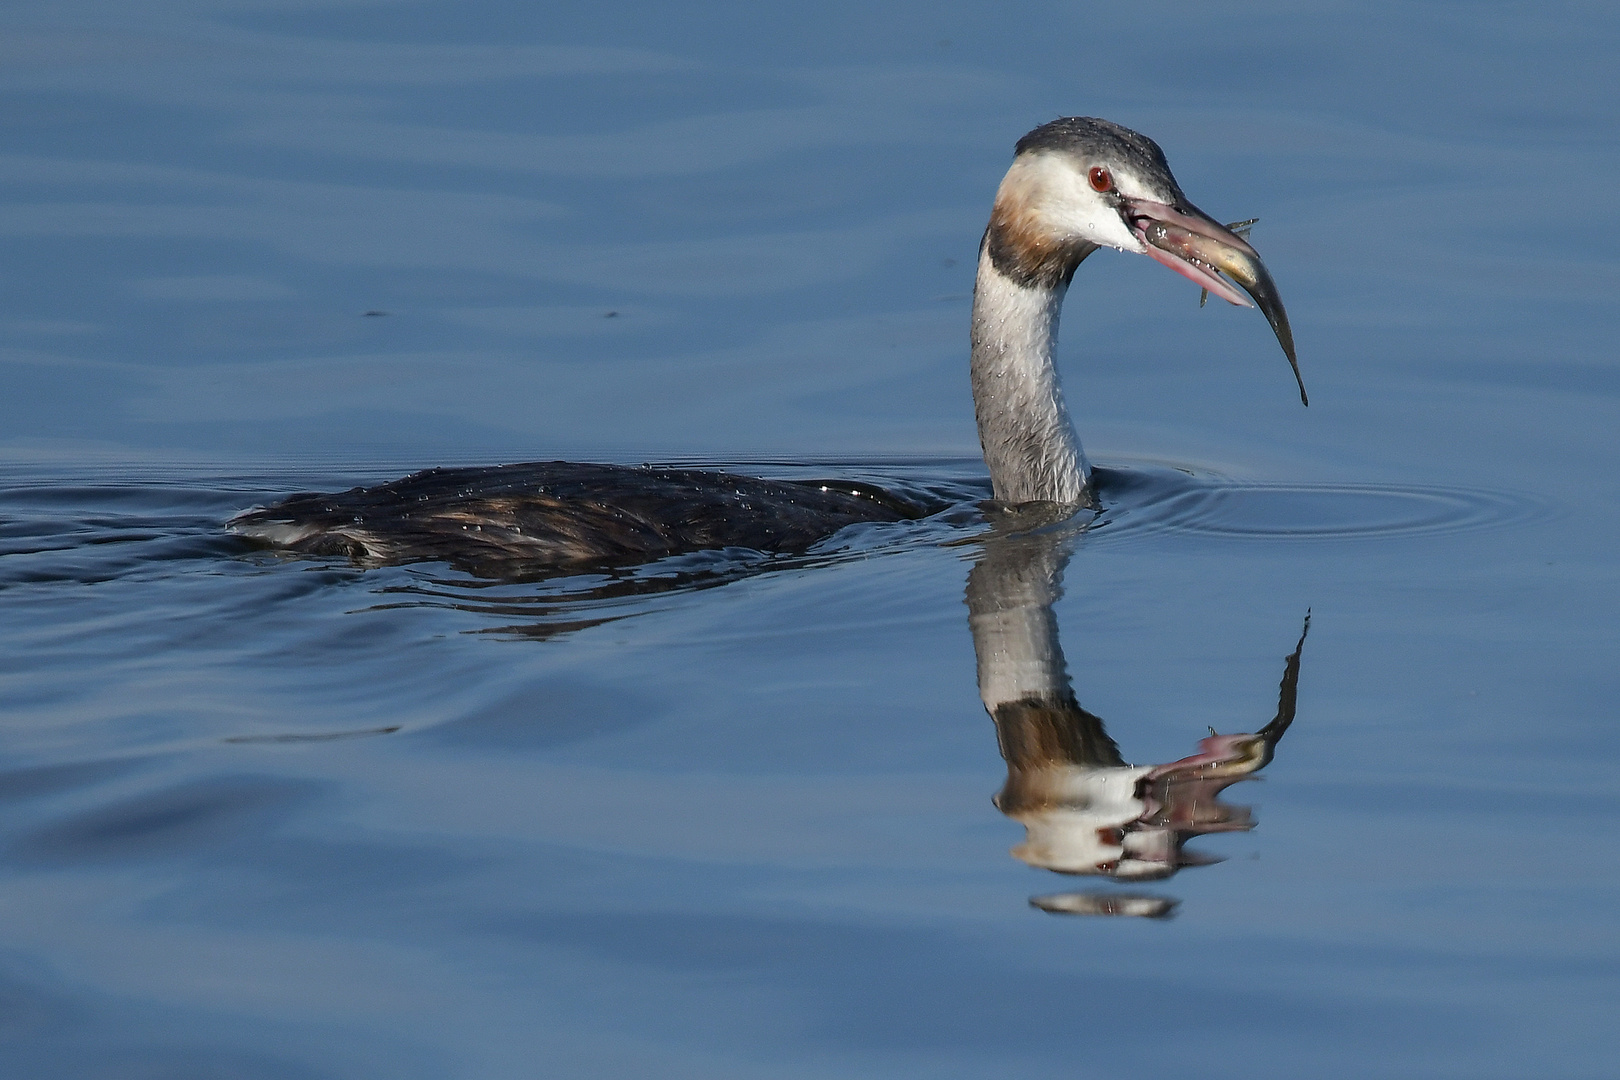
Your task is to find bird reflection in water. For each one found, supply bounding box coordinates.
[967,506,1309,918]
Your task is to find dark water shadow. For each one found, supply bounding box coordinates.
[223,726,401,745]
[10,775,324,866]
[422,680,667,750]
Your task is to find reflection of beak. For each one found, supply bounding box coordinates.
[1147,732,1272,780]
[1124,198,1307,406]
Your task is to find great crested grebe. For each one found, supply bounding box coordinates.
[230,117,1301,574]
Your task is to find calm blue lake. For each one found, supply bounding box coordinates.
[1,1,1616,1076]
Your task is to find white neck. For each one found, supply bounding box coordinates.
[969,248,1091,505]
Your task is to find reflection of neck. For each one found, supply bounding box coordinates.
[966,528,1124,773]
[970,251,1091,505]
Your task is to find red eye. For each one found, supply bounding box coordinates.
[1088,166,1112,192]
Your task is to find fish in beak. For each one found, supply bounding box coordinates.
[1124,198,1307,405]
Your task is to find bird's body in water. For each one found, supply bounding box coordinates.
[235,462,927,578]
[230,117,1301,573]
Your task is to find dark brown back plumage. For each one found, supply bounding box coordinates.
[229,462,927,578]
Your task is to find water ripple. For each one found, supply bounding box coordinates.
[1089,466,1540,544]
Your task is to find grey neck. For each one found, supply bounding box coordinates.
[969,248,1091,505]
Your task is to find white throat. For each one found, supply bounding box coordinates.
[969,248,1091,505]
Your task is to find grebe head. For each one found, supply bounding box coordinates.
[985,116,1304,403]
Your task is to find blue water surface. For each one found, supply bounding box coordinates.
[1,1,1617,1077]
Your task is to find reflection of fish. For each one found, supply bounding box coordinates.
[1001,615,1309,883]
